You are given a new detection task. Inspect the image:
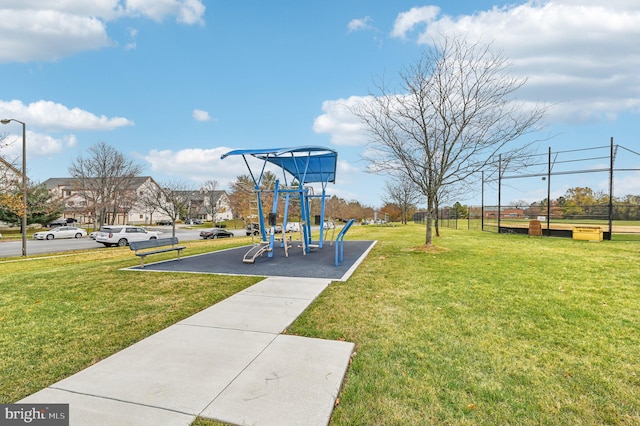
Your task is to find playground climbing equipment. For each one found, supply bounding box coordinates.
[221,146,338,263]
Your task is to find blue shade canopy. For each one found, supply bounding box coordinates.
[221,146,337,184]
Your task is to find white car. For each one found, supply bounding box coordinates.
[285,222,301,232]
[33,226,87,240]
[96,226,158,247]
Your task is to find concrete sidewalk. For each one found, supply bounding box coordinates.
[20,276,355,426]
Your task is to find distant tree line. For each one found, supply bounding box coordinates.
[434,186,640,221]
[512,187,640,221]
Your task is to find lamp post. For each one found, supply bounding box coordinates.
[1,118,27,256]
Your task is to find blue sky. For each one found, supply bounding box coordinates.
[1,0,639,208]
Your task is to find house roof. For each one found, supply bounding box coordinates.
[221,146,337,185]
[43,176,155,191]
[0,156,23,177]
[175,189,227,202]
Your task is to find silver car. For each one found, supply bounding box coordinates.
[33,226,87,240]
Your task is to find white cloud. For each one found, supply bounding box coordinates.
[176,0,206,25]
[317,2,640,145]
[613,172,640,197]
[1,99,130,158]
[0,130,77,158]
[192,109,212,122]
[3,0,207,23]
[313,97,370,146]
[3,1,124,21]
[335,160,360,185]
[28,133,78,156]
[0,1,206,63]
[144,147,244,186]
[125,0,205,25]
[124,27,138,50]
[390,6,440,40]
[0,9,111,62]
[390,1,640,124]
[0,100,134,131]
[347,17,373,32]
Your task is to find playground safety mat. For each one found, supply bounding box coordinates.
[126,240,376,281]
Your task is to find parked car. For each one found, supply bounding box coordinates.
[285,222,301,233]
[48,218,77,228]
[95,226,158,247]
[33,226,87,240]
[187,219,203,225]
[156,220,173,226]
[200,228,234,239]
[89,231,98,240]
[246,223,260,236]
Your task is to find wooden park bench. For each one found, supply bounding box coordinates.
[129,237,185,267]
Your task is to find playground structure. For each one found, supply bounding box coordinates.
[221,146,340,263]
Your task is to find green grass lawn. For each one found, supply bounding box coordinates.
[290,224,640,425]
[2,225,639,425]
[0,238,259,404]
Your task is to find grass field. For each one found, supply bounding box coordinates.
[290,224,640,425]
[2,225,640,425]
[0,238,259,404]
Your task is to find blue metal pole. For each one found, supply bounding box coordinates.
[318,188,326,248]
[256,186,266,241]
[268,179,280,257]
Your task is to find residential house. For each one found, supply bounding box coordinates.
[43,176,173,226]
[182,189,233,223]
[42,177,234,226]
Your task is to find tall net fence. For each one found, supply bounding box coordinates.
[415,140,640,241]
[415,203,640,241]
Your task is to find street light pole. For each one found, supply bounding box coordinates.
[1,118,27,256]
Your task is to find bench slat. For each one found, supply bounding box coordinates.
[129,237,179,251]
[135,247,185,257]
[129,237,184,267]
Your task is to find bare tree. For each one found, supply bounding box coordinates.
[0,156,21,214]
[382,174,424,224]
[354,36,547,245]
[1,134,20,193]
[200,179,222,223]
[68,142,143,227]
[141,180,195,237]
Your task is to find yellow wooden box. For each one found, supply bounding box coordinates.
[572,226,603,241]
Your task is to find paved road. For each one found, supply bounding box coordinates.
[0,227,244,258]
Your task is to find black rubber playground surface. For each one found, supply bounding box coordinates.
[126,240,376,281]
